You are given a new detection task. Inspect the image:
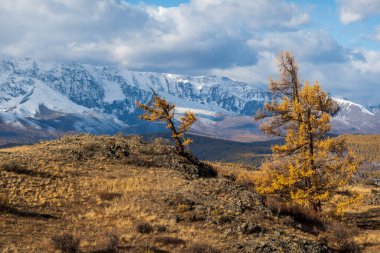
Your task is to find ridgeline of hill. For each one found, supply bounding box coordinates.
[1,134,380,252]
[2,133,380,167]
[143,133,280,166]
[145,133,380,167]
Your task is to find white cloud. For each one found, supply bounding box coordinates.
[0,0,150,63]
[246,30,348,64]
[0,0,379,104]
[210,51,277,85]
[336,0,380,24]
[350,49,380,74]
[211,23,380,104]
[187,0,310,30]
[0,0,309,70]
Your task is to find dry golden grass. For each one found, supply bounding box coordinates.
[340,134,380,163]
[324,184,380,253]
[0,134,379,252]
[0,135,250,252]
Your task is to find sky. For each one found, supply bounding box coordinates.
[0,0,379,105]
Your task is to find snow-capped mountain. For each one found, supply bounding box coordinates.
[332,98,380,134]
[0,57,379,143]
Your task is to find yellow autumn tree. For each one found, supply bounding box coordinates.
[254,52,359,212]
[135,89,197,160]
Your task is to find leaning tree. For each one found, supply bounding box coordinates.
[135,89,197,162]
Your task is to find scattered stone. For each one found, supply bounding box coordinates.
[237,223,265,235]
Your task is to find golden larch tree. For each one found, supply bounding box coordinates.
[135,89,197,159]
[254,52,359,212]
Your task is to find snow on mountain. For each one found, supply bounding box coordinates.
[332,98,380,134]
[0,57,379,142]
[334,98,374,117]
[0,80,87,116]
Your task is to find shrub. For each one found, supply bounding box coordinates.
[81,142,99,155]
[103,233,119,253]
[322,222,360,252]
[156,225,167,232]
[0,193,9,207]
[90,233,119,253]
[97,192,122,202]
[197,163,218,178]
[136,222,154,234]
[1,160,24,171]
[51,233,80,253]
[105,140,130,159]
[265,197,323,228]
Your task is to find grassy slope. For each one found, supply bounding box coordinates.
[0,134,379,252]
[340,135,380,163]
[0,135,318,252]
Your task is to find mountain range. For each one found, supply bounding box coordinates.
[0,57,379,144]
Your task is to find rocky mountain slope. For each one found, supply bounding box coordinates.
[0,57,379,143]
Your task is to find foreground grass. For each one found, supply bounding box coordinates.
[0,134,379,252]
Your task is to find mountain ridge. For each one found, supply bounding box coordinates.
[0,57,379,143]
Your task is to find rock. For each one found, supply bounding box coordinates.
[237,223,265,235]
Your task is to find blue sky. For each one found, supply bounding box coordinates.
[0,0,379,104]
[301,0,380,49]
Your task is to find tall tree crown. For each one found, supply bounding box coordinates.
[254,52,358,212]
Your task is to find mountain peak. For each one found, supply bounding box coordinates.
[0,57,379,143]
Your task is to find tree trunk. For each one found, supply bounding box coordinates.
[312,201,322,213]
[167,118,185,155]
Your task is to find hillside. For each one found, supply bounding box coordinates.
[340,135,380,163]
[144,133,280,166]
[1,134,380,252]
[147,133,380,167]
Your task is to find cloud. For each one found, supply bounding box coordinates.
[72,0,311,71]
[0,0,150,63]
[212,49,380,105]
[0,0,379,104]
[350,49,380,74]
[299,50,380,105]
[246,30,349,64]
[210,51,277,86]
[336,0,380,24]
[0,0,309,71]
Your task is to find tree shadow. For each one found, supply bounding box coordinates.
[0,203,58,220]
[345,207,380,230]
[90,245,169,253]
[362,241,380,249]
[2,166,60,179]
